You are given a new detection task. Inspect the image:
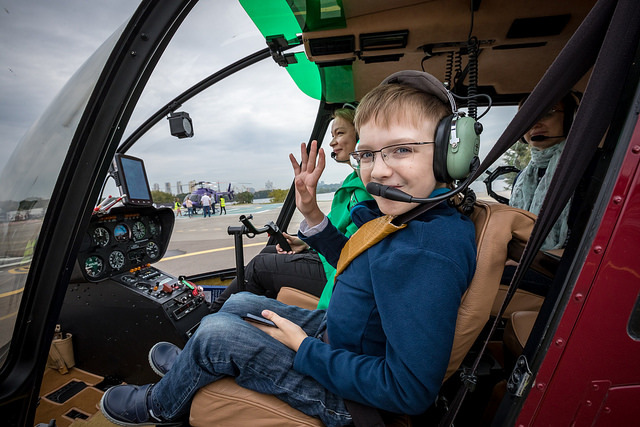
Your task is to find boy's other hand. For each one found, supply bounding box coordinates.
[252,310,308,352]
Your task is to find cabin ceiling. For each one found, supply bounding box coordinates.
[301,0,597,103]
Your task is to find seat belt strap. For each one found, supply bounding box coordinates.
[334,214,406,281]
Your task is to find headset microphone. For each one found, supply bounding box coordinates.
[330,151,350,163]
[366,183,414,202]
[530,135,564,141]
[366,157,480,204]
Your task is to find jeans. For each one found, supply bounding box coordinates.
[203,205,210,217]
[149,293,351,426]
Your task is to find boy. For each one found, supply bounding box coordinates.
[100,71,476,427]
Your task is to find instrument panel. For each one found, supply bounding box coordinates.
[77,206,174,282]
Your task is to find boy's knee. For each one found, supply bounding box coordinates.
[219,292,268,315]
[195,313,239,344]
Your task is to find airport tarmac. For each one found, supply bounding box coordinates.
[155,200,331,278]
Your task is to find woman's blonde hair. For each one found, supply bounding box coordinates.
[332,107,356,124]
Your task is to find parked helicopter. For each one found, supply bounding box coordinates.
[182,181,235,213]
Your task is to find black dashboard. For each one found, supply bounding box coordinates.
[76,206,174,282]
[65,205,210,383]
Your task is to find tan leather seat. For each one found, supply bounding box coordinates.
[190,201,536,426]
[491,285,544,319]
[503,310,539,356]
[490,245,563,318]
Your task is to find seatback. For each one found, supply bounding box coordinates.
[444,201,536,379]
[190,201,537,426]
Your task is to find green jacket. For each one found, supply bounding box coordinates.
[316,171,373,309]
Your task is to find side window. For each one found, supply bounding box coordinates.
[466,105,519,200]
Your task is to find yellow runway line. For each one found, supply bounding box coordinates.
[158,242,265,262]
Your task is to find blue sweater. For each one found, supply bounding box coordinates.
[295,200,476,414]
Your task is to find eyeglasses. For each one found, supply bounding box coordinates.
[350,142,434,170]
[541,108,564,119]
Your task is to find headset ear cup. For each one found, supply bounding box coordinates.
[434,115,453,183]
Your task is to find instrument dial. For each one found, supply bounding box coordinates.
[146,241,160,259]
[148,219,160,237]
[132,221,146,240]
[93,227,110,247]
[113,224,129,242]
[84,256,104,279]
[109,250,125,270]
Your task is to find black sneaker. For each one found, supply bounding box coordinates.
[99,383,180,426]
[148,342,182,377]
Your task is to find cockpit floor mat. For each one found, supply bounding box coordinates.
[35,367,105,427]
[35,387,103,427]
[39,367,104,396]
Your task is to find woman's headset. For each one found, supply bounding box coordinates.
[366,70,483,204]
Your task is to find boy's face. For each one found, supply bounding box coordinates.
[357,118,442,216]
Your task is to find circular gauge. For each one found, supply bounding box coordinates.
[146,241,160,259]
[84,256,104,279]
[109,250,125,270]
[148,220,160,237]
[93,226,110,247]
[132,221,146,240]
[113,224,129,242]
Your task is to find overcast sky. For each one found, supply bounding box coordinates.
[0,1,516,196]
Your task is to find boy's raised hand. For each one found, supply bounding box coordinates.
[289,140,326,227]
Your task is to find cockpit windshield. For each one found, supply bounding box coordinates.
[0,21,128,369]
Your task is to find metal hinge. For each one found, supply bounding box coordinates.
[506,355,533,397]
[266,35,301,67]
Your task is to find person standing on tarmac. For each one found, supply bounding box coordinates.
[219,196,226,215]
[201,193,212,218]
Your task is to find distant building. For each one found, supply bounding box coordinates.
[177,181,183,194]
[165,182,172,194]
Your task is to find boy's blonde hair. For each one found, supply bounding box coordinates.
[354,83,451,134]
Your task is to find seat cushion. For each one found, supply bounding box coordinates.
[503,310,539,355]
[190,377,323,427]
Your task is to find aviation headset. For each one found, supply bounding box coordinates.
[519,90,582,144]
[379,70,481,183]
[365,70,482,204]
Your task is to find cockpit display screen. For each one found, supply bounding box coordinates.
[114,154,153,206]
